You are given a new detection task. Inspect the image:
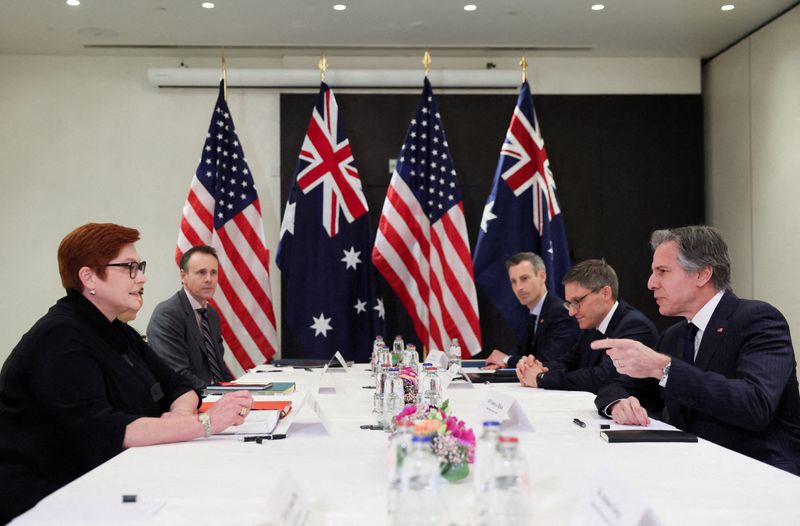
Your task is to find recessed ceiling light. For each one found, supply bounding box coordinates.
[464,4,477,12]
[591,4,605,11]
[201,2,215,8]
[333,4,347,11]
[721,4,735,11]
[66,0,80,6]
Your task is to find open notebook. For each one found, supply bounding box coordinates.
[199,400,291,436]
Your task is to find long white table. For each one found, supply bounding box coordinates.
[12,365,800,525]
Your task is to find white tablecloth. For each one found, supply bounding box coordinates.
[13,366,800,525]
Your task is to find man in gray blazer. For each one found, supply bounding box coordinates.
[147,246,233,389]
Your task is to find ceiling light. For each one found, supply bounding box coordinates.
[464,4,477,11]
[333,4,347,10]
[66,0,80,6]
[591,4,605,10]
[721,4,735,11]
[201,2,215,8]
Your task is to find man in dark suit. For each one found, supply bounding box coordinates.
[484,252,579,369]
[516,259,658,394]
[593,226,800,475]
[147,246,234,389]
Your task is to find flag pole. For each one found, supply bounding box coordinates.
[318,53,328,83]
[422,49,431,355]
[221,47,228,101]
[519,54,527,84]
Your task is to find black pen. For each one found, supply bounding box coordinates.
[572,418,586,428]
[360,424,384,430]
[243,434,286,442]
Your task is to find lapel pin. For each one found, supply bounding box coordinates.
[717,327,724,333]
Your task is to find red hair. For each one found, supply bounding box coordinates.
[58,223,140,291]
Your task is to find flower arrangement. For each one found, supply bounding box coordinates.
[393,400,476,482]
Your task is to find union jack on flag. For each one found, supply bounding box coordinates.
[294,87,368,237]
[277,83,384,362]
[473,81,571,340]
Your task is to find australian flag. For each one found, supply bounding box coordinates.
[277,83,385,362]
[472,81,571,340]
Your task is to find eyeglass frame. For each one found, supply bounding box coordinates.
[104,261,147,279]
[563,286,603,311]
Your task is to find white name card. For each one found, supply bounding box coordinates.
[569,472,662,526]
[284,391,332,436]
[265,470,317,526]
[478,391,534,432]
[443,364,474,390]
[331,350,349,372]
[426,349,445,368]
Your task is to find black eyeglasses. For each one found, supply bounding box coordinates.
[104,261,147,279]
[563,287,601,311]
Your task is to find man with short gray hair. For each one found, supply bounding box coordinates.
[593,225,800,475]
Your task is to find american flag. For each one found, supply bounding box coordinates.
[473,81,571,339]
[177,81,277,374]
[372,78,482,357]
[277,83,384,362]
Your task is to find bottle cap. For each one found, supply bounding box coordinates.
[482,420,501,428]
[498,435,519,444]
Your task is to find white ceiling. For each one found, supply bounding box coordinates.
[1,0,798,59]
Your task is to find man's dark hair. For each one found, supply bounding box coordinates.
[563,259,619,300]
[179,245,219,272]
[505,252,545,272]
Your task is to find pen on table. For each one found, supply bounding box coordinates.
[243,434,286,442]
[572,418,586,428]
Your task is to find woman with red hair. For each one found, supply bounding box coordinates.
[0,223,253,522]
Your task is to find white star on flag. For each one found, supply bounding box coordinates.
[279,201,296,239]
[340,246,362,270]
[480,201,497,233]
[310,313,333,337]
[373,298,385,320]
[354,299,367,314]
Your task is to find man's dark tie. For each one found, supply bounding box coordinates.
[527,313,539,355]
[683,322,699,365]
[197,308,227,383]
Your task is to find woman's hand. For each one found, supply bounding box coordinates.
[206,391,254,434]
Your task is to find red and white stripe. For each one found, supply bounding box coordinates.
[177,177,277,375]
[372,172,481,357]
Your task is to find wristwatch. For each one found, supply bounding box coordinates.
[198,412,212,438]
[536,372,546,386]
[659,360,671,388]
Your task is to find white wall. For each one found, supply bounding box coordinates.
[0,54,700,367]
[0,55,282,367]
[704,4,800,365]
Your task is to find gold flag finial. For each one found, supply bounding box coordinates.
[319,53,328,82]
[221,47,228,101]
[519,55,528,84]
[422,50,432,77]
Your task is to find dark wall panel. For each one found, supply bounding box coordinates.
[280,92,703,358]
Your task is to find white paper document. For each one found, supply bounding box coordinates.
[219,410,280,435]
